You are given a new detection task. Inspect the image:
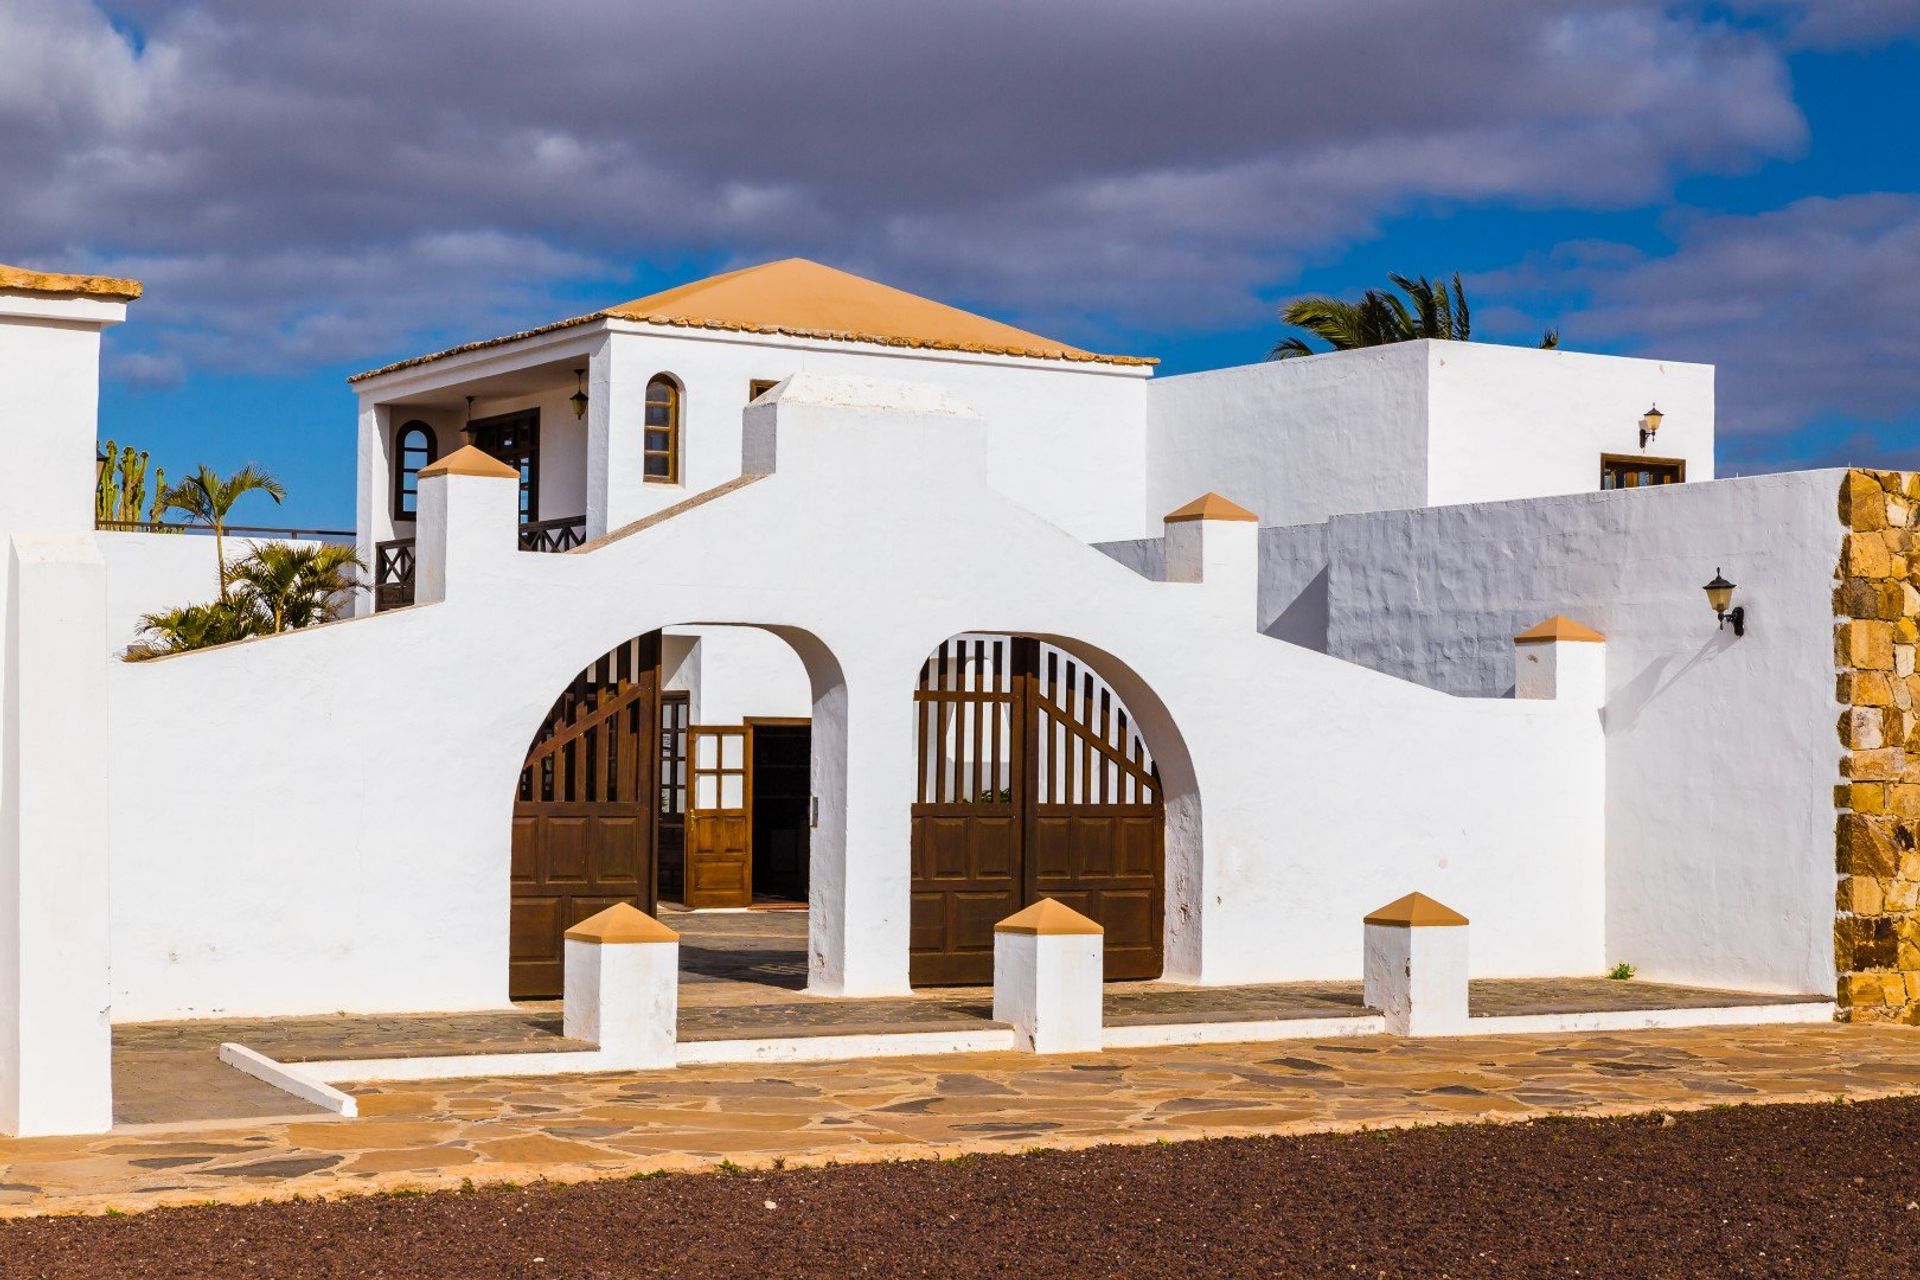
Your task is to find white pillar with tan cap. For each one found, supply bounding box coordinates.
[1162,492,1259,629]
[1512,615,1607,706]
[563,903,679,1070]
[994,898,1104,1054]
[1363,892,1470,1037]
[412,445,524,606]
[0,263,140,1136]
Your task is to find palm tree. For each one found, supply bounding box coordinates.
[158,464,287,599]
[1270,272,1559,359]
[124,601,263,660]
[228,543,362,634]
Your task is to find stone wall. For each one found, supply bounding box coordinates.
[1835,469,1920,1023]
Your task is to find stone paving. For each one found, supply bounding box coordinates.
[13,1022,1916,1219]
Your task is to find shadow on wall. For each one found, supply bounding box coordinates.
[1262,566,1329,651]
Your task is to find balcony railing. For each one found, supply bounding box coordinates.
[97,520,356,541]
[375,514,586,612]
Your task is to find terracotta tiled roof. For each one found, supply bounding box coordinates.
[349,258,1154,382]
[0,262,142,301]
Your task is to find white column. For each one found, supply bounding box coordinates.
[994,899,1104,1054]
[1512,616,1607,705]
[1363,892,1470,1037]
[352,397,391,617]
[807,666,915,997]
[1162,493,1260,629]
[412,446,522,605]
[563,904,678,1069]
[0,535,112,1134]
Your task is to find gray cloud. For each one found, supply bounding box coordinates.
[3,0,1813,378]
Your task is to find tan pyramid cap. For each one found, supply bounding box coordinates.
[351,257,1154,383]
[0,262,143,301]
[1513,615,1606,644]
[565,903,679,944]
[418,444,520,480]
[1165,492,1259,524]
[1364,892,1469,928]
[995,898,1104,936]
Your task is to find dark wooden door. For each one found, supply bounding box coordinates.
[750,722,811,902]
[509,632,660,999]
[910,637,1164,985]
[685,726,752,907]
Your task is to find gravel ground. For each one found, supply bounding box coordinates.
[7,1096,1920,1278]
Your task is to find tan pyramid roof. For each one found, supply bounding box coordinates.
[1164,492,1259,524]
[1513,615,1606,644]
[564,902,679,944]
[350,258,1153,382]
[1364,892,1469,928]
[0,262,142,301]
[995,898,1104,936]
[418,444,520,480]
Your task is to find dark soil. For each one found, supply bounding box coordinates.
[8,1096,1920,1278]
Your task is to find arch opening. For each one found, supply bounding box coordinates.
[908,632,1200,986]
[504,622,844,1002]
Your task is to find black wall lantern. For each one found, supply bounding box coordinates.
[1639,404,1663,449]
[570,368,589,420]
[1704,568,1745,636]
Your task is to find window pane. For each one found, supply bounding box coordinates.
[645,430,670,451]
[721,735,744,768]
[644,454,669,478]
[695,776,719,809]
[720,775,744,808]
[646,403,669,427]
[695,735,718,768]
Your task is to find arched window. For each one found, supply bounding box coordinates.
[392,421,437,519]
[643,375,680,483]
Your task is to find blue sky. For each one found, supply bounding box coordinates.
[6,1,1917,527]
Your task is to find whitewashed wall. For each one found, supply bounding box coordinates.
[107,375,1603,1020]
[1425,343,1714,506]
[1144,341,1715,529]
[1248,472,1843,996]
[666,626,812,725]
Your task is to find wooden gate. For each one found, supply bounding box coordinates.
[509,632,661,999]
[910,636,1164,985]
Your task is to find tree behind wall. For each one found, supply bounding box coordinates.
[1269,272,1560,359]
[158,463,286,600]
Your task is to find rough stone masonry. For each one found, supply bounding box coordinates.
[1835,469,1920,1023]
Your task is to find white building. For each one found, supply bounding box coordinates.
[0,254,1903,1137]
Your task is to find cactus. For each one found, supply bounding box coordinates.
[147,467,167,524]
[121,449,149,524]
[95,441,119,523]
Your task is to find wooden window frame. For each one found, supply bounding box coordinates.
[643,374,682,485]
[391,420,438,522]
[748,378,780,402]
[1599,453,1686,491]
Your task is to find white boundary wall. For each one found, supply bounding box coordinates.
[1241,472,1844,996]
[98,531,337,654]
[106,374,1605,1020]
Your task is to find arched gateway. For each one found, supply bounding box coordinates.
[910,635,1165,984]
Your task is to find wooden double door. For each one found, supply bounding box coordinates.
[909,636,1165,985]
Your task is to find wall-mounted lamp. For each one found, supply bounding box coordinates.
[570,368,589,420]
[1704,568,1744,637]
[461,394,476,440]
[1639,404,1664,449]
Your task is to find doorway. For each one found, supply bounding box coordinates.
[749,720,811,904]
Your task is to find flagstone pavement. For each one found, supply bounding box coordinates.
[4,1022,1919,1219]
